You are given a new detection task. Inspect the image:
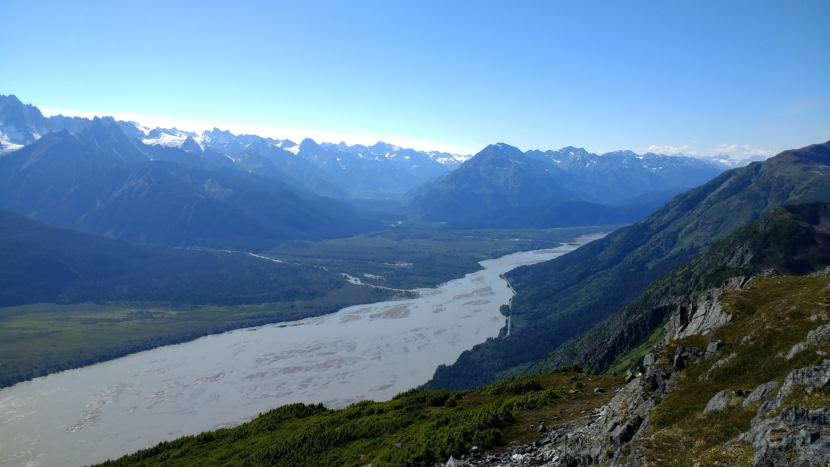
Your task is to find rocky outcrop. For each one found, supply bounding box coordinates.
[663,276,751,342]
[757,361,830,418]
[737,361,830,466]
[442,350,673,466]
[446,360,830,467]
[738,408,830,467]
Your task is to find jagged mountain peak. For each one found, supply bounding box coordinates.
[556,145,592,157]
[369,141,401,154]
[475,142,524,159]
[298,138,320,150]
[180,136,203,153]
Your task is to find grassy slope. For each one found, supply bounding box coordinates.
[100,371,621,467]
[638,275,830,465]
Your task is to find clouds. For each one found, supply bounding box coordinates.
[712,144,775,159]
[646,144,695,156]
[645,143,775,160]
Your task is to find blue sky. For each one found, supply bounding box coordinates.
[1,0,828,156]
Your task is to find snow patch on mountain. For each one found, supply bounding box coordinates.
[0,131,24,154]
[142,128,201,148]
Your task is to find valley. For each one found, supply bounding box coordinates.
[0,224,603,390]
[0,234,599,467]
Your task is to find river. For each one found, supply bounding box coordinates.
[0,234,600,466]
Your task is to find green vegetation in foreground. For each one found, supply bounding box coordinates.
[100,370,620,467]
[266,225,608,289]
[640,275,830,465]
[0,284,394,389]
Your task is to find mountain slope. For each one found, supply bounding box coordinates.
[411,143,574,223]
[100,370,620,467]
[526,202,830,375]
[0,94,52,146]
[196,129,347,198]
[427,141,830,390]
[0,119,370,248]
[411,143,724,228]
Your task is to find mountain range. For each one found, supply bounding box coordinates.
[0,94,754,240]
[2,94,744,209]
[0,117,371,248]
[0,95,465,200]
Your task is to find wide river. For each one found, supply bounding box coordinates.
[0,234,600,466]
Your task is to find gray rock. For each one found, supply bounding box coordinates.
[806,323,830,347]
[645,366,666,391]
[786,342,808,360]
[779,362,830,400]
[743,381,780,407]
[786,323,830,360]
[738,408,830,467]
[759,361,830,417]
[705,340,723,359]
[704,390,730,414]
[672,346,704,371]
[664,278,748,342]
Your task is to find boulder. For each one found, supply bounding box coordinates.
[743,381,779,407]
[705,340,723,359]
[704,390,730,414]
[672,346,704,371]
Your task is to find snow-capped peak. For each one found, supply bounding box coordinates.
[142,127,200,148]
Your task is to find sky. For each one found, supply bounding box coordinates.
[1,0,828,157]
